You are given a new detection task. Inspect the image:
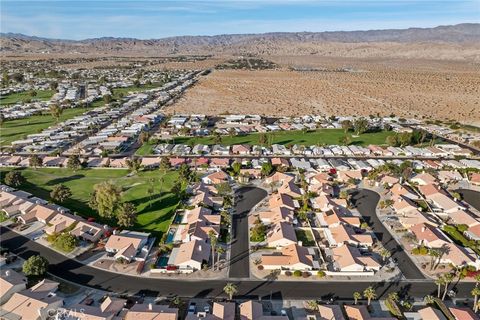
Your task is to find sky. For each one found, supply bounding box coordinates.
[1,0,479,40]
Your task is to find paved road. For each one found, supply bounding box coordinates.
[2,188,479,300]
[350,189,426,280]
[229,187,267,278]
[458,189,480,211]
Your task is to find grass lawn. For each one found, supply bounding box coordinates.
[135,140,157,156]
[0,90,55,106]
[442,225,480,255]
[0,107,91,147]
[138,129,395,155]
[0,168,180,239]
[295,229,316,246]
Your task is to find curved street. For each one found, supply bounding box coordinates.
[350,189,426,279]
[2,188,480,300]
[229,186,268,278]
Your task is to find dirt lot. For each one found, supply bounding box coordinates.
[165,57,480,124]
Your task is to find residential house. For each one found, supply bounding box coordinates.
[65,296,126,320]
[202,170,229,185]
[318,305,345,320]
[261,243,317,271]
[344,305,396,320]
[169,239,210,271]
[70,220,105,242]
[411,173,437,186]
[239,300,288,320]
[328,224,373,248]
[448,307,479,320]
[104,231,150,262]
[44,212,82,235]
[0,279,63,320]
[417,307,447,320]
[266,221,297,247]
[410,223,450,248]
[269,193,296,211]
[124,304,178,320]
[0,269,27,305]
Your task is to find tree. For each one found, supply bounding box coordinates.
[339,134,351,146]
[339,190,349,199]
[215,182,232,197]
[423,295,435,305]
[138,131,150,144]
[160,157,171,173]
[363,286,376,306]
[67,155,82,171]
[353,291,362,305]
[209,230,217,271]
[213,131,223,145]
[178,163,192,181]
[341,120,352,134]
[125,157,142,174]
[428,248,441,271]
[50,184,72,203]
[50,81,58,90]
[261,162,274,177]
[475,274,480,287]
[29,90,37,97]
[22,255,48,276]
[29,154,43,169]
[435,275,445,298]
[223,283,237,300]
[305,300,318,311]
[442,273,454,300]
[117,202,137,228]
[258,133,267,146]
[49,104,63,123]
[231,162,241,176]
[103,94,113,104]
[54,232,78,252]
[90,181,121,219]
[228,128,236,138]
[387,292,399,302]
[353,118,369,135]
[216,246,225,270]
[472,287,480,312]
[4,171,25,187]
[380,249,391,263]
[0,113,4,126]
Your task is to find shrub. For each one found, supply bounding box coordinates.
[302,271,310,278]
[284,271,292,277]
[257,265,264,270]
[317,270,326,278]
[293,270,302,277]
[23,255,48,276]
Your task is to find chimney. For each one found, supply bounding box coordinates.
[198,245,202,252]
[5,270,10,276]
[421,226,426,232]
[148,303,153,311]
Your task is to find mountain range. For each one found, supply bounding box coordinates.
[1,23,479,58]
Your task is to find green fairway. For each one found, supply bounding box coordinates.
[0,107,92,147]
[0,90,55,106]
[137,129,395,155]
[0,168,180,238]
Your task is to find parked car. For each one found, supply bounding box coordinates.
[187,302,196,315]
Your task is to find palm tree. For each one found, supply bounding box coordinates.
[223,283,237,300]
[216,246,225,270]
[475,274,480,287]
[305,300,318,311]
[472,287,480,312]
[380,249,391,264]
[442,273,454,300]
[387,292,399,302]
[435,275,445,298]
[423,295,435,305]
[208,230,217,271]
[428,249,440,270]
[353,291,362,305]
[363,286,377,306]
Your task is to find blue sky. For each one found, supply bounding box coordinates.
[1,0,478,40]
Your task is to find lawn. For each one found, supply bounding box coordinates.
[0,168,180,238]
[442,225,480,255]
[0,107,91,147]
[137,129,395,155]
[0,90,55,106]
[295,229,316,246]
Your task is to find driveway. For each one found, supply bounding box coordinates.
[229,186,268,279]
[350,189,426,280]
